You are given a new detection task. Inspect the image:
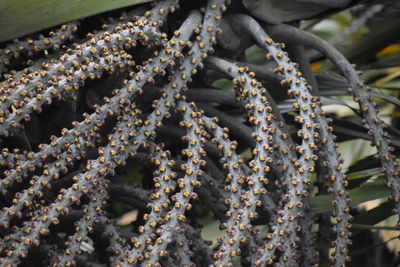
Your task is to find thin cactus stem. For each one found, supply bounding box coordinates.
[0,22,79,74]
[0,0,179,128]
[0,1,397,266]
[100,218,131,267]
[0,135,94,227]
[0,10,202,265]
[107,176,149,210]
[52,182,109,267]
[0,50,134,137]
[221,14,352,266]
[127,145,178,263]
[208,56,316,265]
[185,89,242,109]
[183,223,214,265]
[202,113,267,266]
[277,41,319,267]
[0,9,200,194]
[198,103,255,147]
[139,101,205,266]
[265,22,399,225]
[127,0,230,261]
[175,226,194,266]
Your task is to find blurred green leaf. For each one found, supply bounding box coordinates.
[350,236,398,259]
[199,218,224,248]
[343,10,400,65]
[124,165,143,184]
[212,79,234,91]
[310,179,390,214]
[367,54,400,70]
[376,80,400,90]
[316,71,348,94]
[114,202,126,213]
[347,167,381,181]
[0,0,151,42]
[370,90,400,107]
[353,201,395,234]
[246,46,267,65]
[374,67,400,87]
[353,224,399,231]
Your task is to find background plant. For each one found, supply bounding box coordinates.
[0,0,399,266]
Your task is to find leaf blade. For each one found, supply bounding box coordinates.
[0,0,151,42]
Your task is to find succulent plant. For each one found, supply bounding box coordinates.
[0,0,399,266]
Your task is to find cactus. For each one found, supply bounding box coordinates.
[0,0,399,266]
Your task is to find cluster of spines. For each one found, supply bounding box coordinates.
[261,43,321,265]
[212,16,349,266]
[0,135,94,227]
[0,19,162,135]
[0,1,183,264]
[124,0,229,263]
[139,102,205,266]
[0,49,134,137]
[208,56,314,266]
[0,22,79,74]
[206,58,280,265]
[0,0,183,194]
[0,9,173,185]
[203,114,261,266]
[0,0,219,196]
[356,90,400,206]
[306,28,400,225]
[263,22,400,264]
[0,148,30,171]
[51,182,109,267]
[1,97,144,265]
[0,0,180,119]
[1,0,394,266]
[126,145,177,264]
[230,17,352,266]
[0,0,231,264]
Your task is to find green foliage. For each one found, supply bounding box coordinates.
[0,0,150,41]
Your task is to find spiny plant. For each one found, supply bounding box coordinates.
[0,0,399,266]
